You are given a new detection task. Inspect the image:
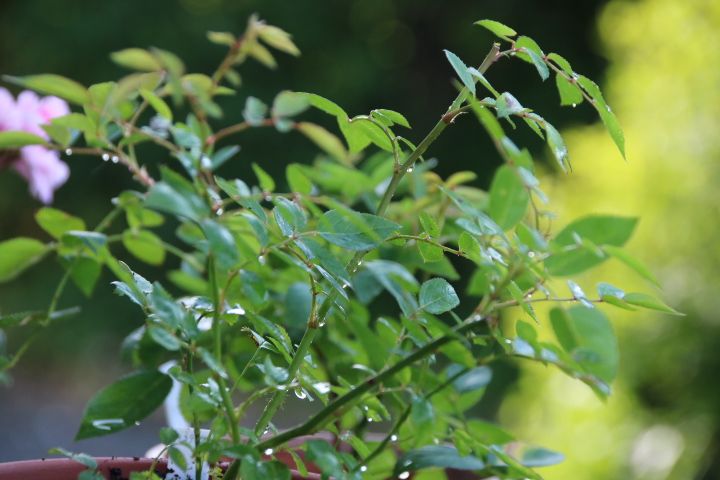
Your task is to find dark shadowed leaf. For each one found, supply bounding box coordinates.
[76,370,172,439]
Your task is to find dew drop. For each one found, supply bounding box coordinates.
[406,167,414,173]
[227,304,246,315]
[360,465,368,472]
[571,103,577,108]
[313,382,331,394]
[342,282,350,289]
[134,421,141,426]
[264,448,274,456]
[528,251,536,258]
[390,434,398,442]
[101,153,110,161]
[64,148,73,156]
[111,155,120,164]
[258,255,266,265]
[367,418,373,423]
[294,388,308,400]
[398,472,410,479]
[216,208,224,215]
[91,418,124,430]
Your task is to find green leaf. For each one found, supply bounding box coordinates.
[66,256,102,297]
[546,216,637,276]
[373,108,410,128]
[110,48,162,71]
[0,238,47,283]
[36,208,86,239]
[555,74,583,107]
[0,131,48,149]
[419,211,441,237]
[576,75,626,159]
[243,97,268,126]
[544,122,569,171]
[520,446,565,468]
[75,370,172,440]
[550,306,619,384]
[48,447,97,469]
[495,92,524,119]
[419,278,460,314]
[546,53,573,74]
[241,458,291,480]
[257,25,301,56]
[300,92,347,118]
[206,31,236,46]
[286,164,312,195]
[395,446,485,475]
[411,397,435,432]
[598,104,626,159]
[603,245,659,286]
[159,426,179,444]
[453,366,492,393]
[418,240,444,263]
[469,101,504,140]
[296,122,349,164]
[444,50,476,95]
[318,209,400,251]
[305,440,345,479]
[145,168,209,221]
[251,163,275,192]
[272,90,310,118]
[624,292,682,315]
[210,145,240,171]
[147,325,182,351]
[488,165,529,230]
[139,89,172,121]
[474,19,517,40]
[201,219,240,270]
[521,48,549,81]
[122,230,166,265]
[4,74,89,105]
[364,260,419,316]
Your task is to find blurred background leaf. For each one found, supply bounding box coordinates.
[1,1,716,479]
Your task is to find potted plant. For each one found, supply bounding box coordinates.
[0,15,679,480]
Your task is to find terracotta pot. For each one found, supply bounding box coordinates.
[0,456,320,480]
[0,434,478,479]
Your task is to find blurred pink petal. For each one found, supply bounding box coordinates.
[16,91,47,138]
[0,87,22,131]
[15,146,69,204]
[1,89,72,202]
[38,96,70,122]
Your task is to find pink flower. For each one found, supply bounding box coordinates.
[0,87,70,203]
[14,146,70,204]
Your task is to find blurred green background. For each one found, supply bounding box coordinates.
[0,0,716,478]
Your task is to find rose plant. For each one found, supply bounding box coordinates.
[0,16,679,480]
